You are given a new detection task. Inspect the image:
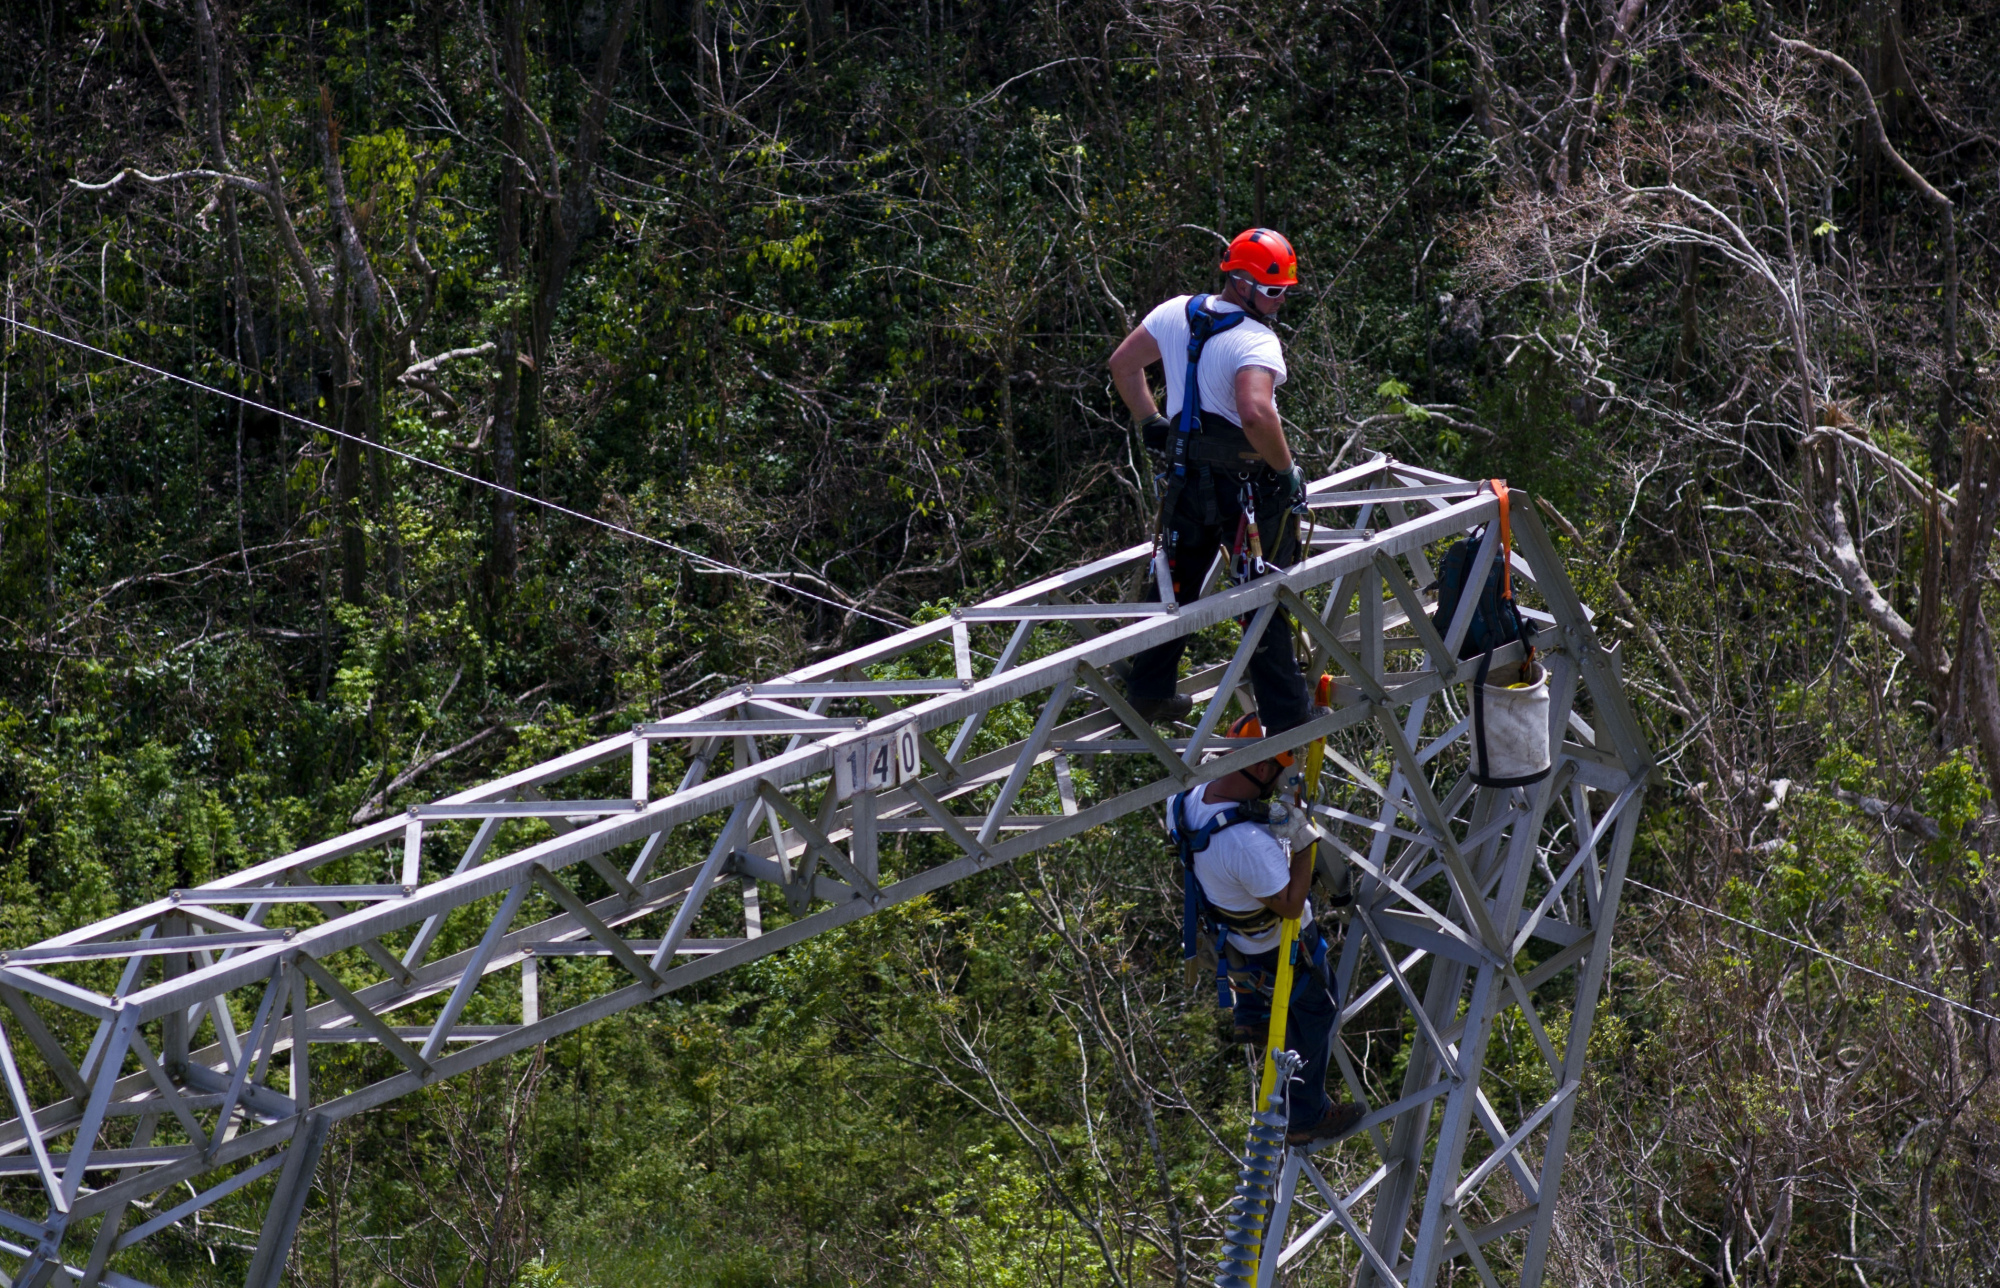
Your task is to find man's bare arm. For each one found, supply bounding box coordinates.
[1108,324,1163,422]
[1235,365,1292,471]
[1257,845,1314,919]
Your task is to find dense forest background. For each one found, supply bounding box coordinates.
[0,0,1996,1282]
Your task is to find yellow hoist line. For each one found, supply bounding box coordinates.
[1218,674,1334,1287]
[1256,672,1332,1109]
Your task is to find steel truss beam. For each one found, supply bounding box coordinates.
[0,458,1648,1286]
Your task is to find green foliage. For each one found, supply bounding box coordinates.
[1922,752,1990,875]
[517,1259,576,1288]
[0,0,1995,1282]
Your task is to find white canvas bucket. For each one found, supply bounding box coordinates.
[1470,654,1551,787]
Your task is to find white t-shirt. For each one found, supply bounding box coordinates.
[1174,789,1308,955]
[1142,294,1287,428]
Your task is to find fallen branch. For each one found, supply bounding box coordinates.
[1342,405,1497,440]
[1736,773,1941,841]
[1832,786,1940,842]
[351,724,517,825]
[1803,425,1954,515]
[71,167,268,196]
[401,376,459,411]
[49,539,319,638]
[400,342,496,380]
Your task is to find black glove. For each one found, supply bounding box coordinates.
[1140,413,1170,455]
[1276,462,1308,507]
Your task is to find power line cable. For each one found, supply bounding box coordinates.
[1625,876,2000,1026]
[1314,117,1474,298]
[5,316,912,632]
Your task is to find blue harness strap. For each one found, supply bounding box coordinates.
[1176,295,1247,440]
[1172,791,1248,962]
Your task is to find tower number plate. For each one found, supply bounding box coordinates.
[833,719,922,798]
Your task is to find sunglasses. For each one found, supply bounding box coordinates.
[1241,279,1291,299]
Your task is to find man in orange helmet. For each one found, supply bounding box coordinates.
[1169,716,1364,1145]
[1108,228,1313,729]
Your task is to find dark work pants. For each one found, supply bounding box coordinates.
[1229,939,1339,1130]
[1128,464,1312,733]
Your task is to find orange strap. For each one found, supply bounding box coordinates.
[1491,479,1512,598]
[1488,478,1536,668]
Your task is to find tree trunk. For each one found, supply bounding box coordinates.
[191,0,257,376]
[529,0,641,364]
[337,382,367,605]
[1565,0,1646,188]
[490,0,528,594]
[491,0,639,596]
[1462,0,1522,187]
[368,380,402,602]
[1858,0,1919,138]
[995,341,1019,540]
[1673,242,1697,401]
[39,346,53,602]
[1784,36,1961,485]
[192,0,259,603]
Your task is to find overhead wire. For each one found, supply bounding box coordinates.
[1625,876,2000,1027]
[6,316,914,633]
[1313,117,1475,298]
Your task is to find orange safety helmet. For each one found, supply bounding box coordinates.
[1220,228,1299,286]
[1226,714,1295,776]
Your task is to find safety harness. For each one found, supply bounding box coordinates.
[1172,789,1323,1009]
[1173,791,1280,953]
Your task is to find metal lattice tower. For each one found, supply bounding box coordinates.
[0,457,1649,1287]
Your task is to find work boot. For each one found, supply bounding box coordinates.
[1285,1101,1367,1147]
[1220,1012,1266,1047]
[1127,693,1194,725]
[1217,1013,1260,1048]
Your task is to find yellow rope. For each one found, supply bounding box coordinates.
[1257,676,1331,1108]
[1256,919,1299,1110]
